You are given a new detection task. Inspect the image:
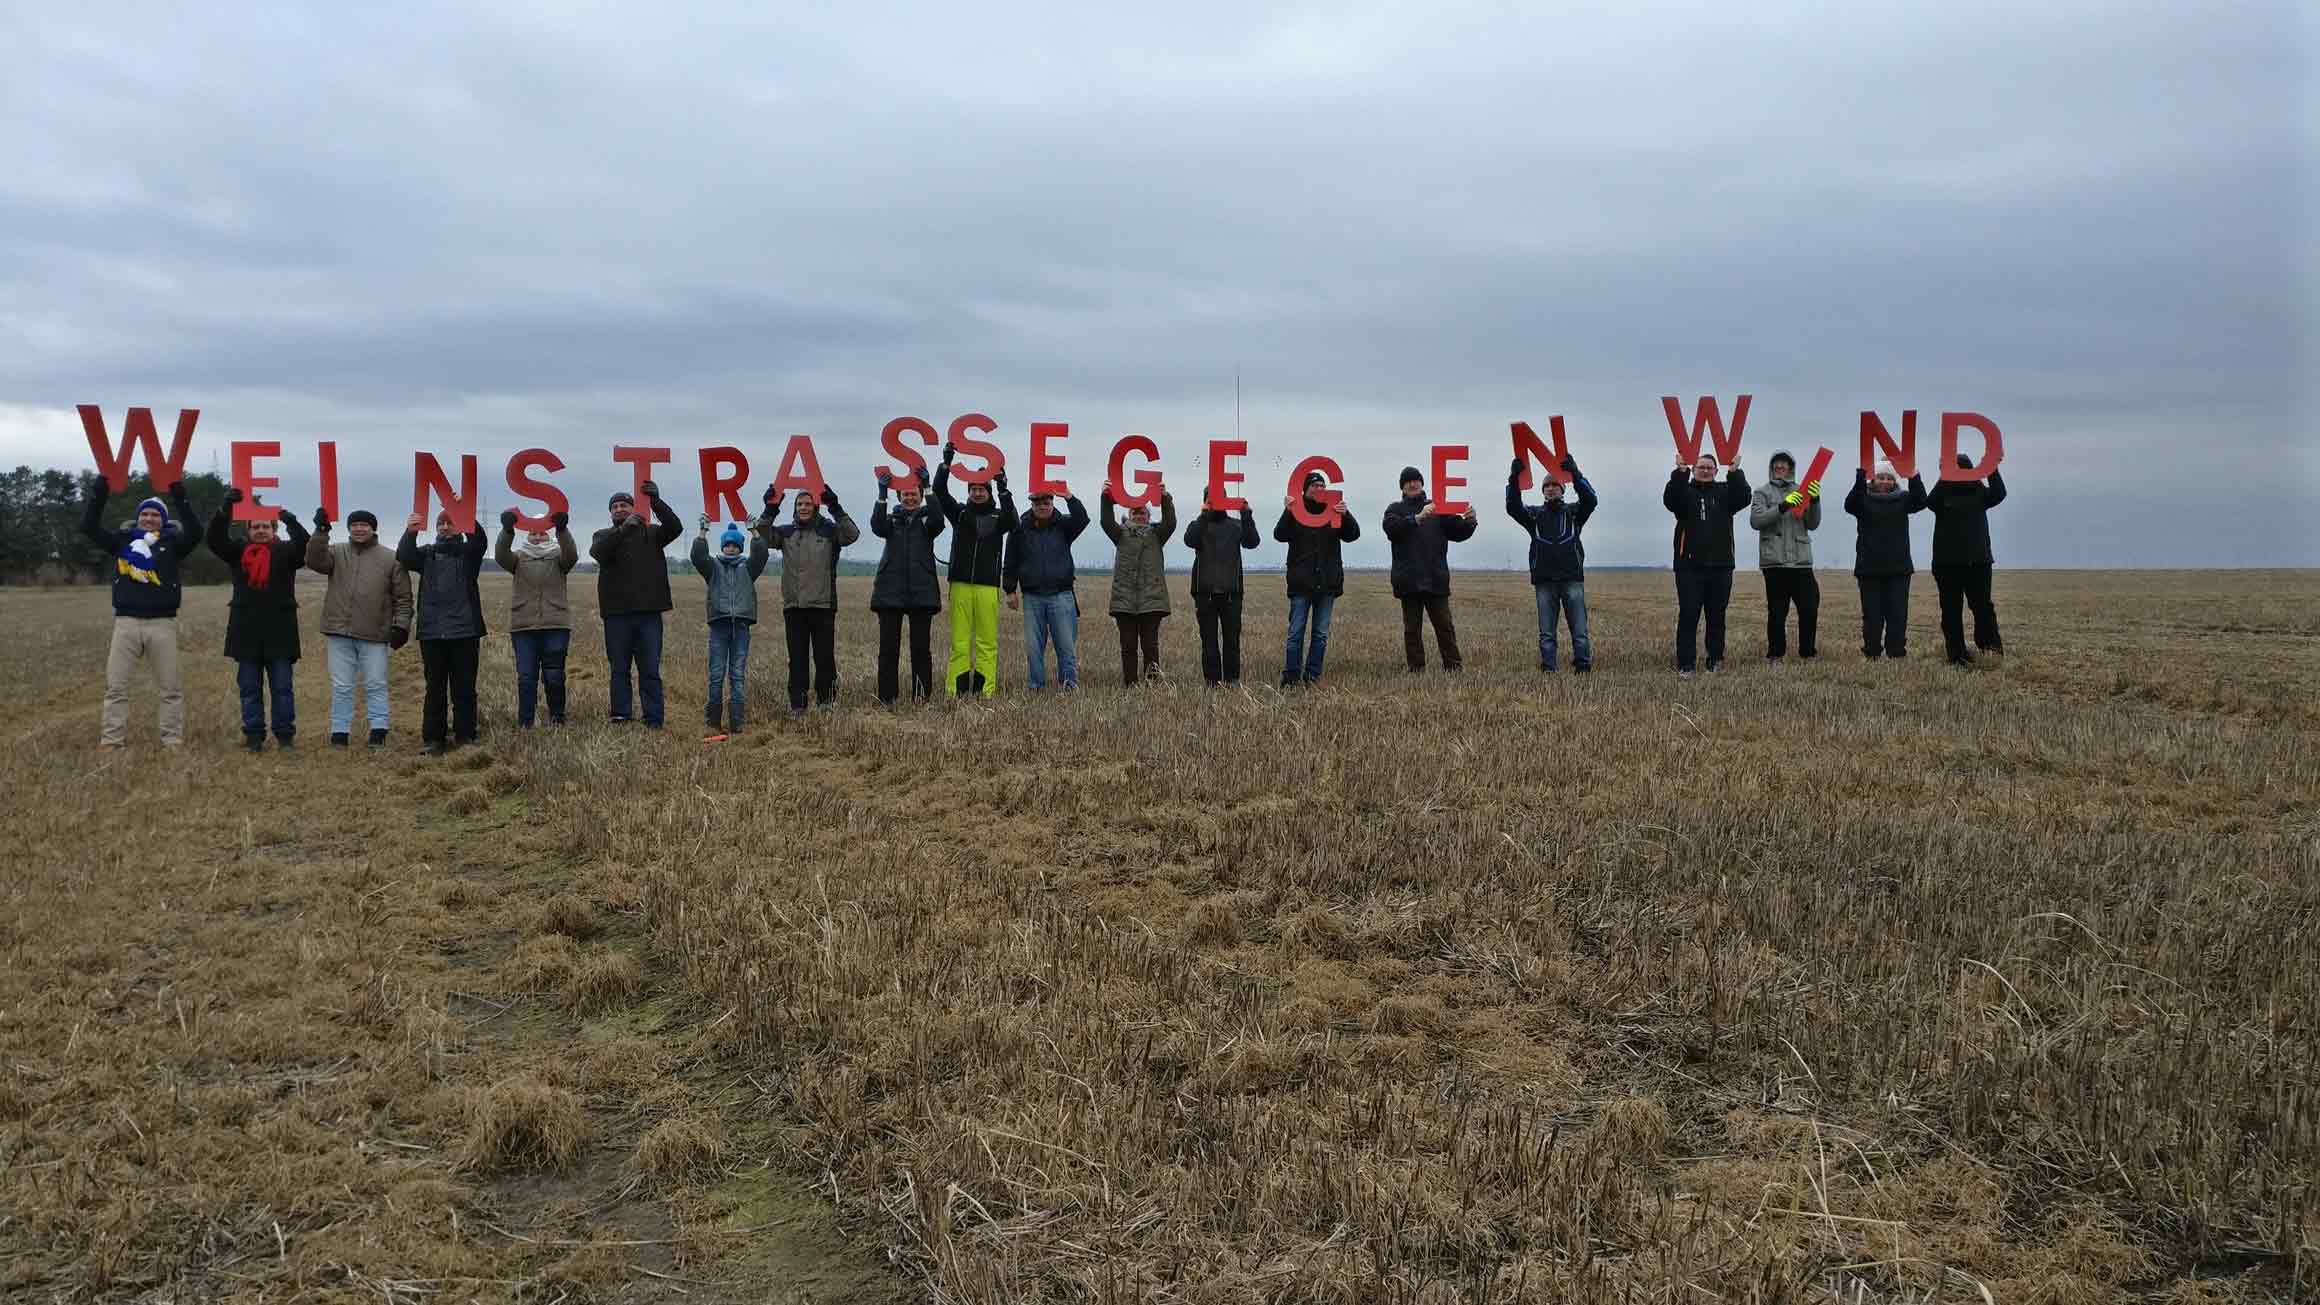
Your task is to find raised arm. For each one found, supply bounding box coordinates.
[494,525,519,573]
[554,523,578,573]
[1984,470,2006,510]
[1503,474,1533,531]
[747,533,770,578]
[1237,507,1259,550]
[1842,468,1867,517]
[309,520,338,573]
[689,534,713,578]
[206,504,235,563]
[995,488,1019,533]
[649,493,683,546]
[1663,469,1688,516]
[1904,474,1929,513]
[1722,469,1751,513]
[1101,494,1123,542]
[1571,473,1598,529]
[396,527,424,573]
[165,484,201,556]
[1155,494,1178,545]
[932,463,962,523]
[1273,506,1296,544]
[832,511,861,548]
[79,478,111,551]
[1061,494,1090,541]
[281,511,310,553]
[460,524,488,575]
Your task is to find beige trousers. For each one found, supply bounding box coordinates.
[102,616,185,746]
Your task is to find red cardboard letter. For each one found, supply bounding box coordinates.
[698,446,750,521]
[79,406,198,492]
[1793,447,1834,517]
[414,453,480,531]
[1106,435,1163,508]
[229,441,282,522]
[769,434,827,500]
[1858,410,1918,476]
[1287,455,1345,528]
[878,416,939,481]
[1205,439,1247,511]
[1938,412,2004,481]
[317,441,341,521]
[945,413,1004,485]
[1028,421,1069,495]
[612,445,671,501]
[1663,394,1751,468]
[1510,417,1573,490]
[505,449,568,530]
[1430,444,1471,516]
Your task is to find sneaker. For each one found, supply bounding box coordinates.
[1677,669,1695,680]
[1705,660,1723,673]
[1572,664,1591,675]
[330,733,350,748]
[1766,657,1782,666]
[276,735,295,750]
[609,715,633,725]
[367,729,388,749]
[1540,663,1557,673]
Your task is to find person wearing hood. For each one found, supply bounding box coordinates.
[869,465,945,705]
[308,505,413,747]
[589,481,683,728]
[1748,450,1823,664]
[691,516,770,739]
[1505,454,1598,673]
[1274,470,1362,686]
[1003,484,1091,692]
[1181,488,1260,686]
[208,488,309,750]
[80,474,199,749]
[1382,466,1478,673]
[758,483,861,715]
[495,508,579,728]
[1843,460,1930,659]
[398,509,489,753]
[1926,453,2009,666]
[932,444,1017,697]
[1099,483,1176,685]
[1663,453,1752,676]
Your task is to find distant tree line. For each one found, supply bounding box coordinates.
[0,466,237,586]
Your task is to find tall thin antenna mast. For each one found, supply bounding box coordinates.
[1235,365,1242,442]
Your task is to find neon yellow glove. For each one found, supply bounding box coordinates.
[1805,479,1822,499]
[1782,491,1803,507]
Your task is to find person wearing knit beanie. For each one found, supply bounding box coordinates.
[691,512,769,739]
[1664,450,1751,675]
[79,472,201,748]
[1384,464,1476,673]
[309,497,413,747]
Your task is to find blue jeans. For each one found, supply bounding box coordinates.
[325,635,389,734]
[1534,581,1591,670]
[237,657,295,739]
[707,619,752,729]
[1283,593,1336,683]
[511,628,571,726]
[1022,591,1078,690]
[602,612,665,726]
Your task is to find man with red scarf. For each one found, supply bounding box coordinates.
[207,487,308,750]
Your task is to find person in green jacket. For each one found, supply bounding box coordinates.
[494,509,579,728]
[1099,483,1176,684]
[691,517,770,739]
[1747,450,1823,663]
[308,507,412,747]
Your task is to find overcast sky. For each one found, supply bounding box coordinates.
[4,2,2313,567]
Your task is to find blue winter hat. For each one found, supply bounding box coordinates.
[719,524,746,551]
[135,496,171,527]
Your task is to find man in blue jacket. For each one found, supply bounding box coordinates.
[1505,454,1597,673]
[1002,486,1090,691]
[81,474,200,748]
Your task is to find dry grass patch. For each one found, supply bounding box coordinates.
[569,950,642,1014]
[634,1114,730,1184]
[458,1075,588,1173]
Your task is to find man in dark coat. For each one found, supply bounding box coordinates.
[869,465,945,705]
[1926,453,2009,666]
[1662,453,1752,676]
[1274,470,1362,686]
[1844,461,1929,660]
[208,487,308,750]
[81,474,199,748]
[589,481,683,727]
[1381,466,1478,673]
[399,509,490,753]
[1506,454,1598,673]
[1003,485,1091,692]
[932,448,1017,697]
[1181,491,1260,686]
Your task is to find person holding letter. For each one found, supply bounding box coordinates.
[590,482,683,728]
[870,466,945,705]
[1100,482,1175,685]
[1275,470,1361,687]
[759,486,860,715]
[308,506,412,747]
[691,518,770,738]
[80,474,199,749]
[1003,485,1090,692]
[1181,489,1260,686]
[1749,451,1823,664]
[1844,461,1929,659]
[1663,454,1751,677]
[495,509,580,729]
[1926,453,2008,666]
[399,510,489,753]
[933,444,1016,697]
[1505,454,1597,674]
[208,488,308,750]
[1383,466,1477,673]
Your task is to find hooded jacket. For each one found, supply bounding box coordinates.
[209,507,309,662]
[1182,506,1260,596]
[81,483,198,619]
[691,533,771,623]
[1843,469,1929,577]
[1003,495,1090,595]
[759,508,861,610]
[589,495,684,617]
[398,528,489,641]
[1505,469,1597,585]
[1100,493,1175,616]
[494,526,580,632]
[932,465,1018,587]
[1749,477,1822,570]
[1926,470,2007,568]
[308,526,413,641]
[1274,497,1362,597]
[1381,495,1477,598]
[869,498,945,613]
[1662,469,1752,570]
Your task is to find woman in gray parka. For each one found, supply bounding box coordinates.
[1099,482,1176,684]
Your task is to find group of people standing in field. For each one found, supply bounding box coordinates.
[78,442,2006,750]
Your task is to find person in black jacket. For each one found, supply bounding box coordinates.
[932,447,1018,697]
[1844,461,1929,659]
[1274,470,1361,686]
[81,475,200,748]
[1003,486,1090,692]
[1926,454,2008,666]
[1506,455,1598,673]
[208,488,308,750]
[1382,467,1478,672]
[1662,453,1751,676]
[588,481,683,727]
[1181,490,1260,686]
[869,465,945,704]
[398,510,490,753]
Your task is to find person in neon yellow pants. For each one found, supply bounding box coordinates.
[932,446,1017,697]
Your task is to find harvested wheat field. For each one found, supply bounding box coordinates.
[3,569,2315,1303]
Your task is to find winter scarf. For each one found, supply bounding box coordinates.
[516,535,562,561]
[116,499,174,585]
[241,541,273,589]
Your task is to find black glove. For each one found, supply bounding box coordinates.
[877,468,893,490]
[762,482,780,507]
[992,471,1009,495]
[819,486,838,509]
[222,485,245,505]
[941,441,956,466]
[1560,455,1578,476]
[389,627,409,651]
[639,479,660,501]
[84,473,108,502]
[1956,453,1974,470]
[915,464,931,490]
[552,510,570,529]
[500,507,519,529]
[313,507,331,530]
[165,480,188,503]
[276,506,297,525]
[1510,457,1525,479]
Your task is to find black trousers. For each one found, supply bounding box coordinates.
[1857,575,1912,658]
[876,609,935,704]
[1762,569,1820,660]
[1115,613,1165,684]
[1932,564,2002,661]
[784,608,838,710]
[1400,594,1462,671]
[420,636,481,744]
[1192,593,1242,684]
[1673,568,1732,671]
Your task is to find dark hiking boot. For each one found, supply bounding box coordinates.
[368,729,388,749]
[331,733,350,747]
